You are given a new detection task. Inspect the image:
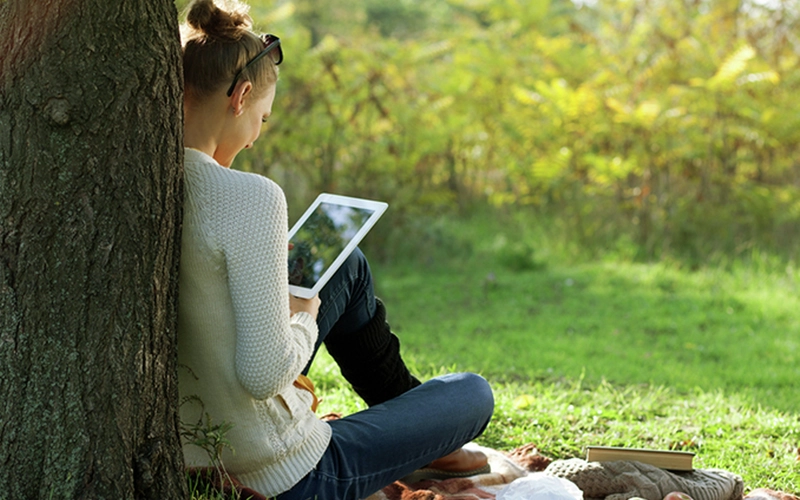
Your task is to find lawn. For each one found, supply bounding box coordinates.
[192,213,800,497]
[309,213,800,493]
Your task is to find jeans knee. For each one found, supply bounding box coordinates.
[343,247,370,278]
[468,373,494,417]
[439,372,494,422]
[453,372,492,396]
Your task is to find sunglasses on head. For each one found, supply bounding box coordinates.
[226,34,283,97]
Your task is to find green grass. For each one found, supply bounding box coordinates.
[373,257,800,414]
[311,354,800,492]
[372,213,800,410]
[193,212,800,496]
[357,212,799,492]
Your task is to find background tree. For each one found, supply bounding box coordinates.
[224,0,799,265]
[0,1,186,498]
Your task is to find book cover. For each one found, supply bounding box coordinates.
[586,446,695,471]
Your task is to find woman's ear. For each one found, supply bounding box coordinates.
[229,80,253,117]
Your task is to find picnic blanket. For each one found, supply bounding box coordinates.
[366,443,532,500]
[187,443,798,500]
[186,443,531,500]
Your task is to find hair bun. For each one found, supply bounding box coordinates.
[186,0,252,41]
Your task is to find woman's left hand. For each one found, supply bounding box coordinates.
[289,293,321,320]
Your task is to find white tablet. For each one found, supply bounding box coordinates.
[287,193,388,299]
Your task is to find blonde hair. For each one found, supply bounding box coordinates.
[181,0,278,100]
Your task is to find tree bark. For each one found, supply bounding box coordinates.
[0,0,186,498]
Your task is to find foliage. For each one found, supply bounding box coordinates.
[178,0,800,264]
[180,396,238,498]
[175,0,800,495]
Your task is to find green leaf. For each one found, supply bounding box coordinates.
[709,45,756,90]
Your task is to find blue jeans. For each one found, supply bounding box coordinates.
[280,249,495,500]
[302,247,378,373]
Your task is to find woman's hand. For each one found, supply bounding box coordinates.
[287,244,321,319]
[290,293,321,320]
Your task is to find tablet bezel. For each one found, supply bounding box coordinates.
[287,193,388,299]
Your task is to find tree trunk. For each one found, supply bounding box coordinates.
[0,1,186,498]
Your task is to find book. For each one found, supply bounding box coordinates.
[586,446,695,471]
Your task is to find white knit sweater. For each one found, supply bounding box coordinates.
[178,148,331,497]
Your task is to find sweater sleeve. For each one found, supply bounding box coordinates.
[215,171,318,400]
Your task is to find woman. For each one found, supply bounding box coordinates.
[177,1,494,498]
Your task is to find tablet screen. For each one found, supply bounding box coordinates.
[288,202,377,289]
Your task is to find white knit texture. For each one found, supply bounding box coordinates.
[178,148,330,497]
[544,458,744,500]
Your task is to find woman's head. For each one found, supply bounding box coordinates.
[181,0,281,166]
[181,0,280,102]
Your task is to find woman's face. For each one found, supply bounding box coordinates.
[215,83,277,167]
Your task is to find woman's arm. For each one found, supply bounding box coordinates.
[218,172,318,400]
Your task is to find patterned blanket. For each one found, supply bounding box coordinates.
[365,443,533,500]
[188,443,799,500]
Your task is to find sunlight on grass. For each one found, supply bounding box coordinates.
[308,349,800,492]
[350,212,800,492]
[374,214,800,414]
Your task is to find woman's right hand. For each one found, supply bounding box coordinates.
[289,293,321,320]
